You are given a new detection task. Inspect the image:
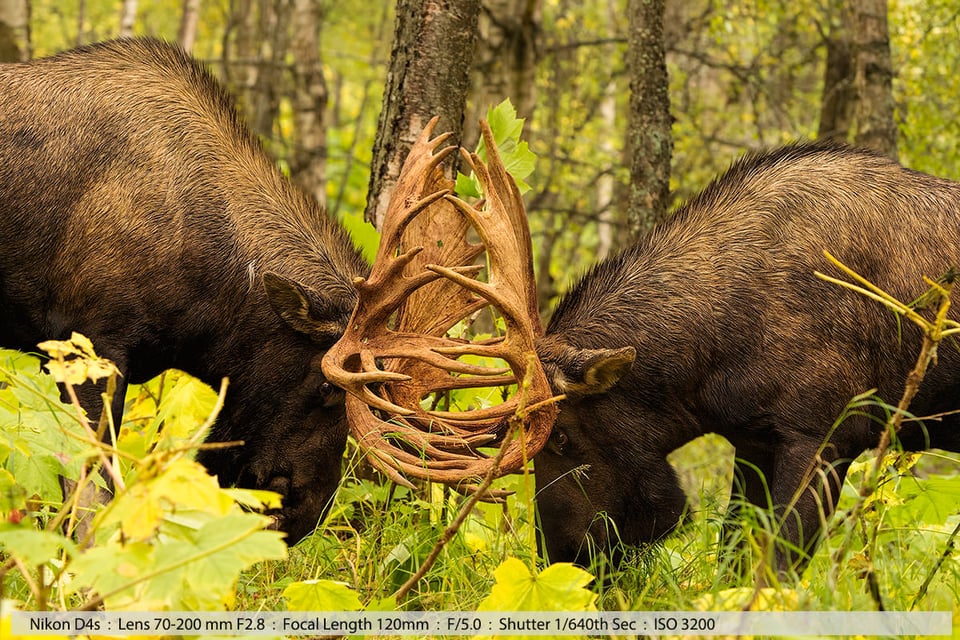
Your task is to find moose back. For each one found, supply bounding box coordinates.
[0,38,368,541]
[534,142,960,571]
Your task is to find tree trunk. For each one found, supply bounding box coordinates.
[288,0,328,207]
[0,0,29,61]
[365,0,481,230]
[849,0,897,158]
[595,0,620,260]
[75,0,87,45]
[625,0,672,241]
[119,0,138,38]
[249,1,291,143]
[178,0,201,52]
[464,0,541,147]
[817,2,855,142]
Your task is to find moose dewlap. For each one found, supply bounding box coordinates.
[533,142,960,570]
[0,38,369,542]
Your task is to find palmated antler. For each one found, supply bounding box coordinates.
[321,117,557,491]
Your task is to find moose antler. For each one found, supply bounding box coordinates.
[321,117,557,491]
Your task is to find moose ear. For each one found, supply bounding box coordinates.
[549,346,636,396]
[263,271,344,345]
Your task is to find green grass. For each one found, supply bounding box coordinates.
[2,343,958,638]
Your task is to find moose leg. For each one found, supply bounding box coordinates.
[769,439,849,576]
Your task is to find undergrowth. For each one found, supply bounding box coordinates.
[2,259,959,639]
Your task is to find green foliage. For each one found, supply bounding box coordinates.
[283,579,362,611]
[0,338,286,613]
[456,99,538,198]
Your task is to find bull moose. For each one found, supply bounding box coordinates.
[0,38,369,541]
[532,141,960,572]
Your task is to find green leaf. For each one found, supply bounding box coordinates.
[283,579,363,611]
[104,458,234,540]
[884,473,960,527]
[0,524,77,567]
[477,556,596,612]
[456,98,538,197]
[151,372,218,441]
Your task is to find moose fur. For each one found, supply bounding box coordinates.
[534,141,960,571]
[0,38,369,541]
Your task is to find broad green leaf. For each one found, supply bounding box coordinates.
[884,474,960,527]
[477,556,596,612]
[0,524,77,567]
[104,458,234,540]
[151,372,218,441]
[67,542,161,609]
[456,98,537,197]
[283,579,363,611]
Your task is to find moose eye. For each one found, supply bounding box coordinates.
[550,429,569,455]
[311,380,341,408]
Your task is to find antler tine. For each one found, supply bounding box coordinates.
[322,116,558,491]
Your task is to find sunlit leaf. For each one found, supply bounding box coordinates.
[477,556,596,612]
[0,524,77,567]
[283,579,362,611]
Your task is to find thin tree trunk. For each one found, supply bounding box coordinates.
[76,0,86,46]
[849,0,897,158]
[119,0,138,38]
[289,0,327,207]
[595,0,619,260]
[0,0,30,61]
[366,0,481,230]
[625,0,672,241]
[178,0,201,52]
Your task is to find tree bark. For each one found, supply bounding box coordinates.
[464,0,541,147]
[289,0,328,207]
[365,0,480,230]
[625,0,672,241]
[817,2,855,142]
[0,0,29,61]
[849,0,897,158]
[178,0,201,52]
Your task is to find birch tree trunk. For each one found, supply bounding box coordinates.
[289,0,328,207]
[178,0,201,52]
[0,0,29,61]
[119,0,138,38]
[365,0,480,230]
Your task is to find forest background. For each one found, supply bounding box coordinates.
[1,0,959,630]
[4,0,959,314]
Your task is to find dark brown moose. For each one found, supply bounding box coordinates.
[534,141,960,572]
[0,38,368,542]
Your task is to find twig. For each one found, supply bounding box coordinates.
[819,252,954,591]
[391,414,519,602]
[391,358,563,602]
[911,517,960,609]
